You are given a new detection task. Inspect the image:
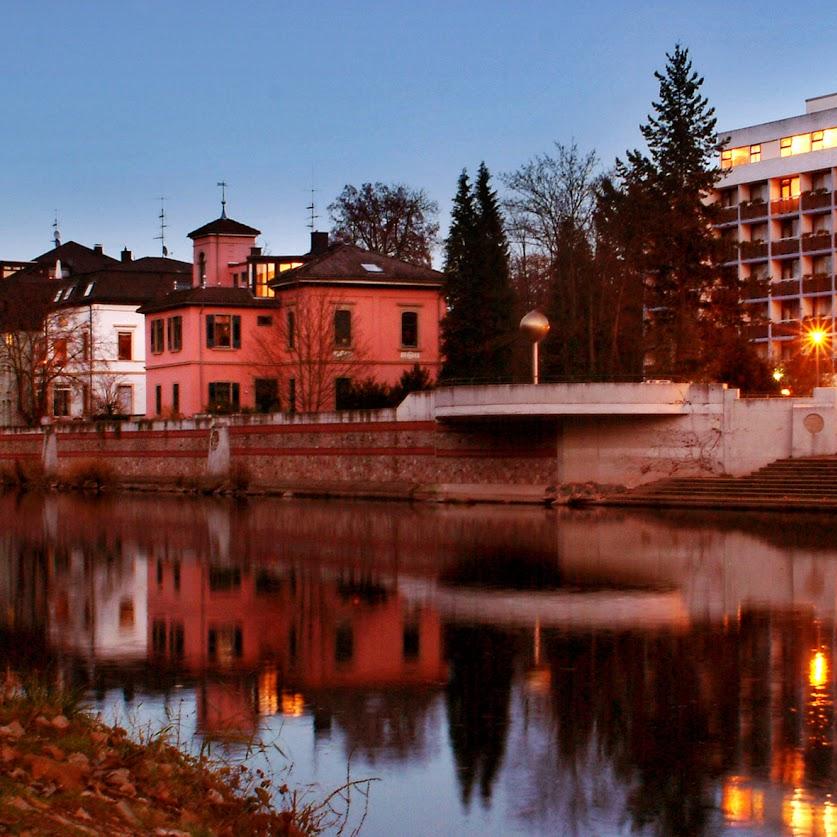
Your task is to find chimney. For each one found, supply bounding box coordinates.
[121,248,132,263]
[93,244,103,255]
[310,231,329,255]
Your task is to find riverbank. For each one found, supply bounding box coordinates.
[0,679,322,836]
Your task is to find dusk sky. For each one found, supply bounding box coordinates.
[3,0,837,264]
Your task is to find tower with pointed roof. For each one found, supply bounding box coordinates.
[188,215,260,289]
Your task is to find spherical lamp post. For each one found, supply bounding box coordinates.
[519,310,550,384]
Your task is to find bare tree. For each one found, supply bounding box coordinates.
[252,291,372,413]
[329,183,439,266]
[0,292,90,426]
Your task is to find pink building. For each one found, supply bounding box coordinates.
[141,213,444,416]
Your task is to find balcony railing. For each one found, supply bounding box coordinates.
[716,206,739,225]
[740,241,768,260]
[772,278,800,296]
[743,278,770,299]
[772,237,800,257]
[772,322,799,338]
[740,200,768,220]
[802,273,833,294]
[801,190,832,211]
[744,323,769,340]
[770,197,800,216]
[802,232,832,253]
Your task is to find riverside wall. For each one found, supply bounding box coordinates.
[0,383,835,502]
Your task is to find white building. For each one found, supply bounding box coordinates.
[716,94,837,365]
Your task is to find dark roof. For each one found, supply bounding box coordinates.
[188,216,261,239]
[30,241,119,275]
[0,278,57,331]
[124,256,192,273]
[271,244,443,288]
[138,286,279,314]
[47,270,183,308]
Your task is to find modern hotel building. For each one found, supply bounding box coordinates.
[716,93,837,366]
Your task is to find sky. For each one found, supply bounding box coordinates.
[3,0,837,265]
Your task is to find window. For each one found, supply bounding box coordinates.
[117,385,132,415]
[780,137,793,157]
[206,314,241,348]
[53,289,62,303]
[198,252,207,286]
[721,149,732,170]
[254,378,279,413]
[335,624,354,664]
[720,189,737,208]
[117,331,132,361]
[256,315,273,327]
[208,625,243,664]
[780,219,796,239]
[812,296,832,317]
[813,255,833,276]
[254,263,276,298]
[812,130,824,151]
[167,316,182,352]
[150,319,164,354]
[82,331,90,363]
[403,622,420,661]
[83,282,95,297]
[53,338,67,365]
[335,376,351,410]
[401,311,418,348]
[287,310,295,349]
[334,309,351,347]
[780,177,800,200]
[53,387,70,417]
[780,300,799,321]
[780,259,800,280]
[208,382,240,411]
[749,144,761,163]
[288,378,296,414]
[155,385,162,416]
[172,383,179,413]
[361,263,384,273]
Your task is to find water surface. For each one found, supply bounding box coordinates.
[2,492,837,835]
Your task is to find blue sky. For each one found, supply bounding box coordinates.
[2,0,836,263]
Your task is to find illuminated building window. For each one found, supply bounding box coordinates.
[749,144,761,163]
[780,137,793,157]
[721,149,732,170]
[812,130,824,151]
[254,263,276,298]
[780,177,801,200]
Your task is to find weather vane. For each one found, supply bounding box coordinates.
[217,181,228,219]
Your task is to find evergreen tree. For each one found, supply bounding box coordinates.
[617,44,731,379]
[440,165,515,381]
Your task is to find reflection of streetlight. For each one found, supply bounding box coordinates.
[810,650,829,689]
[773,368,784,383]
[519,311,550,385]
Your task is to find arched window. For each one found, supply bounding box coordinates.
[198,252,207,286]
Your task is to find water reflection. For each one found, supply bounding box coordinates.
[3,493,837,834]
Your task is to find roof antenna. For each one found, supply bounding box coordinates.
[217,180,228,219]
[52,211,61,248]
[306,171,319,231]
[154,197,169,256]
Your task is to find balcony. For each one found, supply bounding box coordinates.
[772,278,800,297]
[801,190,832,211]
[743,278,770,299]
[740,200,768,221]
[771,238,800,257]
[770,197,800,216]
[802,273,833,294]
[744,323,769,340]
[772,322,799,338]
[739,241,768,260]
[716,206,738,225]
[802,232,832,253]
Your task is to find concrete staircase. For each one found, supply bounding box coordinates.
[605,456,837,511]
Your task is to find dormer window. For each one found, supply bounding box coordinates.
[53,290,62,302]
[84,282,95,297]
[361,263,383,273]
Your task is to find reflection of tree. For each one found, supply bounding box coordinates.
[445,625,516,807]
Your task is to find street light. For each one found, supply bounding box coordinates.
[805,326,829,388]
[519,311,550,384]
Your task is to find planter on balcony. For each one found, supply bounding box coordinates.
[802,233,832,252]
[771,238,800,256]
[744,279,770,299]
[744,323,769,340]
[802,274,833,294]
[716,206,738,225]
[740,241,768,260]
[801,191,832,211]
[770,197,800,216]
[772,279,800,296]
[740,201,768,220]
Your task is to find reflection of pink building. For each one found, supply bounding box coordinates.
[140,212,443,416]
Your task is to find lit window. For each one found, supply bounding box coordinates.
[812,130,824,151]
[780,177,800,200]
[117,331,132,361]
[254,263,276,298]
[750,144,761,163]
[721,149,732,170]
[401,311,418,348]
[780,137,792,157]
[334,309,351,347]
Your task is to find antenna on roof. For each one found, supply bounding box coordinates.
[154,197,168,257]
[217,180,228,219]
[52,211,61,248]
[306,170,319,231]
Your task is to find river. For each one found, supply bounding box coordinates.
[1,491,837,835]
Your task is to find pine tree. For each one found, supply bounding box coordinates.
[618,44,731,379]
[440,166,515,382]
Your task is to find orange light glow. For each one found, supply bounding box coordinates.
[258,669,279,715]
[722,777,765,825]
[781,388,792,396]
[783,788,814,836]
[808,328,828,348]
[773,368,785,382]
[281,691,305,717]
[810,650,829,688]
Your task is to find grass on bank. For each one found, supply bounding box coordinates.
[0,674,374,836]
